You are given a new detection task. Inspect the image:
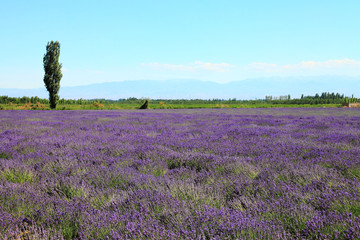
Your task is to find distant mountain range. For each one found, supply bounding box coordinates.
[1,76,359,100]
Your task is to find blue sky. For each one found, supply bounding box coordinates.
[0,0,359,89]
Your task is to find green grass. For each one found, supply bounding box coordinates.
[1,169,35,184]
[332,200,360,217]
[59,219,80,240]
[0,152,12,159]
[90,194,113,210]
[0,193,36,218]
[0,102,343,110]
[348,167,360,179]
[57,183,84,200]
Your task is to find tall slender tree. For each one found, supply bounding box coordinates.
[43,41,62,109]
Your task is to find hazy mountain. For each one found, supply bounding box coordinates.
[1,76,359,100]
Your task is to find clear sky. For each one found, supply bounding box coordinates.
[0,0,359,89]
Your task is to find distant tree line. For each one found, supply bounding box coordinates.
[0,92,358,105]
[263,92,360,105]
[293,92,349,105]
[0,96,105,105]
[0,96,49,104]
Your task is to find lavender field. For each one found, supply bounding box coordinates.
[0,109,360,239]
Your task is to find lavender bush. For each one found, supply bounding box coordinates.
[0,108,359,239]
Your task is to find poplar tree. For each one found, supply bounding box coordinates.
[43,41,62,109]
